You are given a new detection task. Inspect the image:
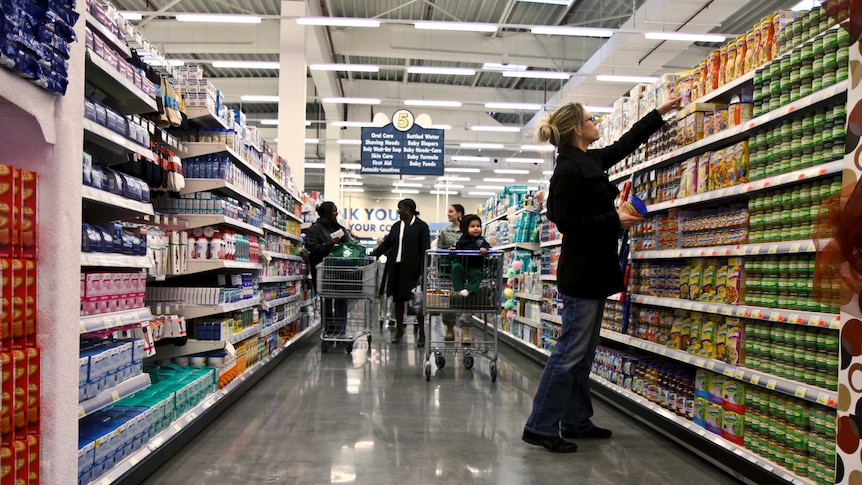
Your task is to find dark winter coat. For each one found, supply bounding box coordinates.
[305,218,351,282]
[547,109,665,299]
[371,217,431,297]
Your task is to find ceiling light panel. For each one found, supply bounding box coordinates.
[521,144,555,152]
[342,188,365,193]
[176,14,261,23]
[502,71,570,80]
[484,102,543,110]
[506,158,545,164]
[297,17,380,28]
[305,163,325,169]
[342,164,362,170]
[404,99,463,108]
[211,61,279,70]
[484,178,516,183]
[531,26,613,37]
[430,124,452,130]
[469,126,521,133]
[430,190,459,195]
[392,183,423,188]
[407,66,476,76]
[331,121,375,127]
[596,74,660,83]
[337,139,362,145]
[391,189,420,194]
[304,138,319,144]
[309,63,380,72]
[414,21,498,33]
[322,97,381,105]
[644,32,726,43]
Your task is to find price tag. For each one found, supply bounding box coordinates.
[189,412,198,420]
[723,367,735,377]
[111,391,121,402]
[681,355,692,364]
[755,309,766,319]
[789,314,800,324]
[749,247,760,255]
[707,305,719,314]
[173,423,183,433]
[794,386,807,398]
[151,437,164,449]
[740,307,751,318]
[721,307,733,316]
[735,369,746,380]
[763,464,774,473]
[830,320,841,330]
[767,245,779,254]
[808,315,821,327]
[100,479,112,485]
[78,407,85,418]
[769,312,782,322]
[750,375,761,386]
[816,392,830,405]
[789,243,801,253]
[696,429,706,437]
[766,379,778,390]
[130,453,141,467]
[103,317,114,329]
[695,358,706,368]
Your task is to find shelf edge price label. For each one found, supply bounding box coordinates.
[735,369,746,380]
[78,407,85,418]
[789,314,800,325]
[707,305,719,314]
[695,358,706,368]
[795,386,807,398]
[767,245,779,254]
[750,375,760,385]
[809,315,821,327]
[706,361,716,371]
[750,247,760,255]
[816,392,830,405]
[111,390,121,402]
[789,243,801,253]
[721,307,734,316]
[830,319,841,330]
[766,379,778,390]
[723,367,735,377]
[769,311,782,322]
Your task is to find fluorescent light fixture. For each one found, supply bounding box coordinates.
[392,183,423,188]
[543,170,554,175]
[341,173,362,179]
[521,144,555,152]
[644,32,726,43]
[119,11,143,20]
[296,17,380,28]
[342,163,362,170]
[494,169,529,174]
[430,124,452,130]
[469,126,521,133]
[476,185,505,190]
[337,139,362,145]
[483,62,528,72]
[460,143,505,149]
[517,0,572,4]
[445,167,481,173]
[143,59,185,67]
[322,97,381,105]
[433,184,464,189]
[304,138,319,144]
[305,163,326,169]
[430,190,459,195]
[485,102,543,110]
[404,99,463,108]
[342,188,365,193]
[503,71,570,80]
[585,105,615,113]
[176,13,261,23]
[468,191,497,196]
[241,95,279,102]
[451,156,491,162]
[414,21,498,33]
[438,176,471,182]
[484,178,516,183]
[331,121,375,127]
[340,181,363,186]
[260,119,279,125]
[211,61,279,69]
[273,138,278,142]
[596,74,659,83]
[391,189,420,194]
[408,176,426,181]
[531,26,613,38]
[407,66,476,76]
[310,63,379,72]
[506,157,544,164]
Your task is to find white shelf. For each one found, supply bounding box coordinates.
[609,81,849,184]
[184,107,230,130]
[81,253,152,269]
[493,242,540,252]
[83,118,156,161]
[183,142,264,180]
[260,312,301,337]
[261,223,301,241]
[540,239,562,248]
[262,251,303,262]
[599,329,838,408]
[265,171,302,201]
[514,292,543,301]
[633,239,819,260]
[261,293,301,310]
[539,274,557,282]
[588,375,816,485]
[259,274,303,284]
[0,63,58,143]
[141,213,188,231]
[182,214,264,235]
[540,313,562,324]
[647,160,843,212]
[78,373,150,419]
[180,179,263,207]
[227,324,261,344]
[180,296,262,320]
[85,50,157,114]
[263,197,303,223]
[496,322,551,357]
[607,293,622,302]
[82,185,154,217]
[485,207,537,225]
[80,308,153,334]
[184,259,262,275]
[84,13,132,58]
[629,294,841,330]
[514,315,542,328]
[150,339,225,361]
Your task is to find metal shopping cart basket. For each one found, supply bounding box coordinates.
[422,250,503,381]
[316,256,377,353]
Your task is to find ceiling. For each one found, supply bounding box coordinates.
[113,0,807,197]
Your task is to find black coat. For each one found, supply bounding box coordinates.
[305,218,351,281]
[371,217,431,296]
[547,109,665,299]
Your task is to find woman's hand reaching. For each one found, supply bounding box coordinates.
[657,96,682,115]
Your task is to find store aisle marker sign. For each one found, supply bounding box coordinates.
[361,110,444,175]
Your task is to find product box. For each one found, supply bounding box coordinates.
[722,317,743,365]
[722,377,745,414]
[699,317,718,359]
[700,263,717,301]
[9,350,25,439]
[709,149,725,190]
[688,314,702,355]
[10,260,25,344]
[696,152,711,194]
[722,410,744,445]
[726,141,749,186]
[679,264,691,300]
[0,167,16,259]
[708,373,726,405]
[693,396,708,427]
[667,310,687,349]
[725,257,742,305]
[705,401,725,435]
[23,261,35,346]
[0,352,10,436]
[0,260,10,348]
[20,171,35,260]
[688,259,704,300]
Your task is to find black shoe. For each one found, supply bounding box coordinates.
[417,334,426,347]
[391,330,404,344]
[560,427,612,440]
[522,430,577,453]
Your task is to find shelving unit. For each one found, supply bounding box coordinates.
[80,253,152,269]
[80,308,154,334]
[83,118,155,161]
[262,251,302,262]
[82,185,155,219]
[84,50,157,114]
[78,373,151,419]
[632,239,819,260]
[179,296,262,320]
[261,293,301,310]
[180,179,264,207]
[148,340,225,361]
[182,214,264,236]
[183,142,264,180]
[184,259,262,275]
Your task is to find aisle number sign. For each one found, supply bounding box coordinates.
[360,110,444,175]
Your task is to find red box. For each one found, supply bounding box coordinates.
[25,348,37,434]
[0,260,8,347]
[0,352,10,436]
[26,434,37,485]
[20,171,36,260]
[10,350,24,438]
[10,440,25,485]
[0,166,14,259]
[23,262,35,347]
[10,169,19,259]
[9,260,24,346]
[0,443,10,484]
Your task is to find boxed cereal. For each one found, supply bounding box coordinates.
[694,396,708,427]
[696,153,710,194]
[708,372,726,405]
[706,401,724,435]
[700,262,717,301]
[681,316,693,351]
[688,260,704,301]
[688,312,703,355]
[0,166,14,258]
[679,263,691,300]
[722,378,745,414]
[699,317,719,359]
[709,149,726,190]
[722,317,743,365]
[668,310,687,349]
[716,262,729,302]
[19,171,36,260]
[727,141,749,186]
[725,257,742,305]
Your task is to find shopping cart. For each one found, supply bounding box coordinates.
[422,250,503,381]
[376,256,423,333]
[316,256,376,353]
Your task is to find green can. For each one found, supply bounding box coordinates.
[838,25,850,47]
[812,34,825,57]
[824,30,838,52]
[833,123,846,142]
[832,140,845,160]
[822,70,837,88]
[822,49,838,72]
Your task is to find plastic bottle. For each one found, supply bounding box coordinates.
[195,235,209,260]
[209,231,224,260]
[187,235,197,260]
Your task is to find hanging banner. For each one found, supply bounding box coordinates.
[360,110,444,176]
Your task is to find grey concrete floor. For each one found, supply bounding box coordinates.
[140,322,740,485]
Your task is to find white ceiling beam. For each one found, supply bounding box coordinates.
[135,20,280,54]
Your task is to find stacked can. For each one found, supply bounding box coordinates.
[744,253,841,313]
[744,320,839,390]
[745,386,836,483]
[747,176,842,243]
[601,301,624,333]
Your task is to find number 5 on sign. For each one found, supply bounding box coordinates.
[392,109,415,132]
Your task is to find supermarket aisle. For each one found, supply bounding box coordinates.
[141,323,738,485]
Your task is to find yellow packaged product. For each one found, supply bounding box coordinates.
[679,264,691,300]
[668,310,687,349]
[681,316,692,351]
[700,263,717,301]
[709,149,725,191]
[699,317,717,358]
[725,257,742,305]
[734,37,747,78]
[713,108,729,134]
[688,315,702,355]
[716,263,729,302]
[760,18,774,65]
[726,43,737,83]
[706,402,724,435]
[689,260,703,300]
[696,153,710,194]
[720,317,743,365]
[746,29,758,73]
[731,141,749,185]
[718,45,728,86]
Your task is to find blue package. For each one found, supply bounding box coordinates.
[94,102,107,126]
[89,165,106,190]
[96,223,122,253]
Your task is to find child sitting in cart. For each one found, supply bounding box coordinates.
[452,214,492,297]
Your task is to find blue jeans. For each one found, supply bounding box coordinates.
[524,295,605,436]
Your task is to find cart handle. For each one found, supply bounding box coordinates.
[427,249,500,255]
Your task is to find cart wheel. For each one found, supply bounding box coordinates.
[490,363,497,382]
[463,355,474,370]
[424,362,432,381]
[435,354,446,369]
[321,341,329,353]
[345,342,353,354]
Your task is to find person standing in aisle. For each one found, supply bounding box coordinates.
[436,204,467,342]
[372,199,431,346]
[306,201,352,336]
[522,96,681,452]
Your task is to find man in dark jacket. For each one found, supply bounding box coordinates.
[522,96,681,453]
[306,201,351,337]
[371,199,431,346]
